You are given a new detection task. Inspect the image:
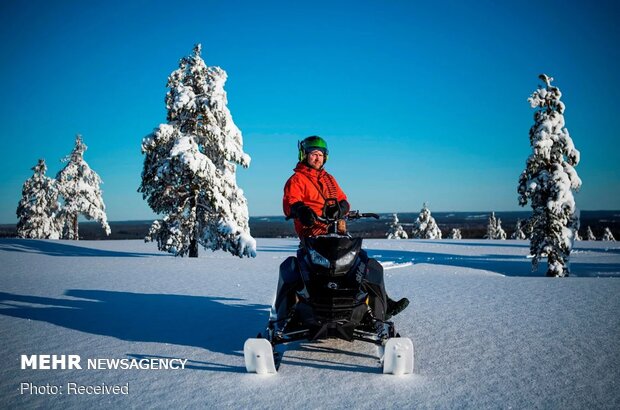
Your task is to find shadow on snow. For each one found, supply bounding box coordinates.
[366,248,620,277]
[0,239,160,257]
[0,290,385,373]
[429,240,531,249]
[0,290,270,368]
[255,244,300,253]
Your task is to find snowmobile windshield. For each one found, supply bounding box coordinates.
[302,236,362,276]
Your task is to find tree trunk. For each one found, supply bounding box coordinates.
[188,189,199,257]
[189,237,198,258]
[73,214,79,240]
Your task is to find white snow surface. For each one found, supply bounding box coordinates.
[1,238,619,409]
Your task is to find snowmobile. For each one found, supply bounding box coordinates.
[244,201,414,375]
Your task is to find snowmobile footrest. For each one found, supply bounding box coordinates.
[244,338,277,374]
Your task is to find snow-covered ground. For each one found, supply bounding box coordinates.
[1,238,618,409]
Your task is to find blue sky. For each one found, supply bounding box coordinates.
[1,0,618,224]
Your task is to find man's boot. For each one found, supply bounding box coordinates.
[386,297,409,320]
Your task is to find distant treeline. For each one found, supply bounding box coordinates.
[1,211,618,240]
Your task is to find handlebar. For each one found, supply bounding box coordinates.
[315,210,380,223]
[346,210,380,220]
[285,210,380,222]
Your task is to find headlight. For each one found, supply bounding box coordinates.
[335,250,356,270]
[309,249,330,268]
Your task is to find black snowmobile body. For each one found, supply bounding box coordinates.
[267,212,396,346]
[244,209,414,375]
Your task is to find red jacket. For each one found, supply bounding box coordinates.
[283,163,348,238]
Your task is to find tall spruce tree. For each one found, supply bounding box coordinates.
[411,203,442,239]
[518,74,581,277]
[56,135,111,239]
[16,159,61,239]
[139,44,255,258]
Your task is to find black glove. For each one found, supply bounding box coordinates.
[290,202,316,227]
[323,199,350,220]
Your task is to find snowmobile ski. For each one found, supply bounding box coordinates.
[382,337,414,375]
[244,338,277,374]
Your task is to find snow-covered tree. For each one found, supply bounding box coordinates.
[511,219,527,240]
[56,135,111,239]
[586,226,596,241]
[16,159,61,239]
[387,213,408,239]
[517,74,581,277]
[411,203,442,239]
[572,209,581,242]
[602,227,616,242]
[485,212,507,240]
[495,218,506,240]
[139,44,255,258]
[484,213,496,239]
[449,228,462,239]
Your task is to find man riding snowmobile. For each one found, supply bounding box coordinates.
[270,135,409,339]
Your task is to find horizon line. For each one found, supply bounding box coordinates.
[2,209,619,226]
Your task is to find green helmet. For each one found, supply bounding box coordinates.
[298,135,329,163]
